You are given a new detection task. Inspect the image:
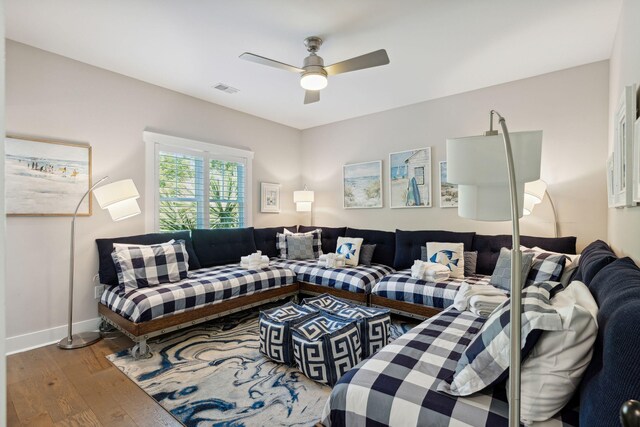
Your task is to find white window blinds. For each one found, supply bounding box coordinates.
[150,136,251,232]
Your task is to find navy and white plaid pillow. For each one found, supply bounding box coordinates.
[438,281,564,396]
[523,248,567,286]
[111,240,190,294]
[276,229,322,259]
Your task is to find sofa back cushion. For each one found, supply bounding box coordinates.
[298,225,346,254]
[394,229,476,270]
[471,234,577,275]
[573,240,617,286]
[579,257,640,426]
[253,226,297,258]
[345,227,395,267]
[96,231,201,287]
[192,228,257,267]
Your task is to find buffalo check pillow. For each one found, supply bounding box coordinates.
[111,240,190,294]
[522,247,568,286]
[277,229,322,259]
[438,281,564,396]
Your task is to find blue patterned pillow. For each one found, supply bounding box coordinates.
[111,240,190,294]
[438,281,564,396]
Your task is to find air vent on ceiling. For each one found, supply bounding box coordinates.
[213,83,239,94]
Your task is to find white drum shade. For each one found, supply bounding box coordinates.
[293,190,315,203]
[446,131,542,221]
[525,179,547,204]
[106,198,142,221]
[93,179,140,209]
[296,201,312,212]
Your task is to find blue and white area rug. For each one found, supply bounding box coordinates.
[107,309,415,427]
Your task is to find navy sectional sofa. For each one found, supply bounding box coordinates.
[96,225,577,355]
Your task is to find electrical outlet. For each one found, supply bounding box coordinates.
[94,285,105,299]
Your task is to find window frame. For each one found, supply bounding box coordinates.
[143,131,253,232]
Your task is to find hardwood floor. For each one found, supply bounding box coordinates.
[6,333,179,426]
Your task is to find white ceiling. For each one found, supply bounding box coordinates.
[6,0,622,130]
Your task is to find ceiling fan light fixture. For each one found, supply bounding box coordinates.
[300,72,328,91]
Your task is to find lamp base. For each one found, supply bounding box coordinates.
[57,331,102,349]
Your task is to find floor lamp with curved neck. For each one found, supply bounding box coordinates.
[58,177,141,350]
[446,111,542,426]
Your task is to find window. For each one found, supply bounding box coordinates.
[144,132,253,232]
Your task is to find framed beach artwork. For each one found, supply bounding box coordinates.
[260,182,281,213]
[389,147,431,208]
[343,160,383,209]
[5,136,92,216]
[439,161,458,208]
[612,84,636,207]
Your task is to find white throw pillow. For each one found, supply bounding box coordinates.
[426,242,465,279]
[517,280,598,426]
[336,237,363,267]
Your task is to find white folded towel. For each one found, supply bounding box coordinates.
[411,260,451,282]
[319,253,346,268]
[240,251,270,269]
[453,282,507,312]
[469,294,508,318]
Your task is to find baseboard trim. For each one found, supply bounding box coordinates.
[6,317,101,355]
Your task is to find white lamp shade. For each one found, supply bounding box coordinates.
[523,194,536,216]
[293,190,314,203]
[296,201,312,212]
[107,198,141,221]
[524,179,547,204]
[93,179,140,209]
[446,130,542,221]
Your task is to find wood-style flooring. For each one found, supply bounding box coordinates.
[6,334,179,426]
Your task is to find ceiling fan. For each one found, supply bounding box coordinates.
[239,36,390,104]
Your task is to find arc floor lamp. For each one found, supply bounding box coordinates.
[446,111,542,426]
[58,177,141,350]
[524,179,559,237]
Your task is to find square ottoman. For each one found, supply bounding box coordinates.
[333,305,391,358]
[302,293,352,313]
[291,313,362,386]
[259,301,318,366]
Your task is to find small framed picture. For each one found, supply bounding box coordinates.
[260,182,280,213]
[439,161,458,208]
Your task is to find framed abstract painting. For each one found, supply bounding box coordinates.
[5,136,92,216]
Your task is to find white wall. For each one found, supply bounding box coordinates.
[301,61,610,252]
[5,41,302,346]
[1,5,8,424]
[608,0,640,262]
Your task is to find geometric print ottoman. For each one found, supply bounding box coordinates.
[333,305,390,358]
[301,293,352,313]
[259,301,318,366]
[291,312,362,386]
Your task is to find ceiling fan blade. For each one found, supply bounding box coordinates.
[239,52,304,73]
[325,49,390,76]
[304,90,320,104]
